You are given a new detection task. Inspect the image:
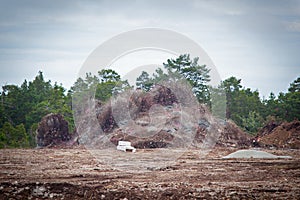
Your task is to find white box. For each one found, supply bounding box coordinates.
[117,141,136,153]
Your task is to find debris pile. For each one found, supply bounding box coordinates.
[94,84,178,134]
[257,120,281,137]
[77,84,253,149]
[106,83,251,148]
[110,129,174,149]
[36,113,74,147]
[218,120,251,147]
[258,120,300,149]
[194,118,251,148]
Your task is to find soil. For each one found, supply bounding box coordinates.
[0,146,299,199]
[258,120,300,149]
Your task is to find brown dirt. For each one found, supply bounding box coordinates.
[0,147,299,199]
[195,121,251,148]
[258,120,300,149]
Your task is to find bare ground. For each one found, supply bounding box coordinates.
[0,147,299,199]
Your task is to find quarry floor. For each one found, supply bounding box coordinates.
[0,147,299,199]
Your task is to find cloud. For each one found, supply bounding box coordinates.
[0,0,299,97]
[285,21,300,32]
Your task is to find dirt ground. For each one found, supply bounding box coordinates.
[0,147,299,199]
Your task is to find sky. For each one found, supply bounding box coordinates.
[0,0,300,98]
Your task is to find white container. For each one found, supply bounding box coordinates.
[117,141,136,152]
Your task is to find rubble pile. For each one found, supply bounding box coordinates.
[76,84,253,149]
[217,120,251,147]
[36,113,74,147]
[99,84,253,149]
[93,85,178,134]
[258,120,300,149]
[110,129,174,149]
[194,118,250,148]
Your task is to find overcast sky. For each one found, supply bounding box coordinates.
[0,0,299,98]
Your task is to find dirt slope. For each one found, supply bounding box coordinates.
[258,120,300,149]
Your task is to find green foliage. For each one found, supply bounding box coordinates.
[163,54,211,104]
[98,69,121,83]
[96,70,130,101]
[96,81,118,101]
[71,70,130,104]
[209,86,226,119]
[135,54,211,105]
[222,76,300,134]
[240,111,264,134]
[221,76,242,119]
[0,71,74,148]
[221,77,264,132]
[136,71,153,92]
[288,77,300,93]
[0,122,29,148]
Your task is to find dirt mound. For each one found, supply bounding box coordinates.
[259,120,300,149]
[77,84,252,149]
[195,119,251,148]
[94,85,178,134]
[258,120,281,137]
[36,113,73,147]
[218,120,251,147]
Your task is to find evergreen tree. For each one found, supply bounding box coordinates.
[163,54,211,104]
[136,71,153,91]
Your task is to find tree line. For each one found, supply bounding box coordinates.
[0,54,299,148]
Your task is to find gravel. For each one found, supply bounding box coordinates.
[222,149,292,159]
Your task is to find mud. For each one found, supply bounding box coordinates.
[0,147,299,199]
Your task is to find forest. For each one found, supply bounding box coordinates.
[0,54,299,148]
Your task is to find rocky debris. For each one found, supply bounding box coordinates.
[110,129,174,149]
[258,120,300,149]
[36,113,73,147]
[128,85,178,120]
[77,83,253,149]
[93,85,178,134]
[194,119,251,148]
[218,120,251,147]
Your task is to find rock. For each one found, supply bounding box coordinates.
[32,186,46,196]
